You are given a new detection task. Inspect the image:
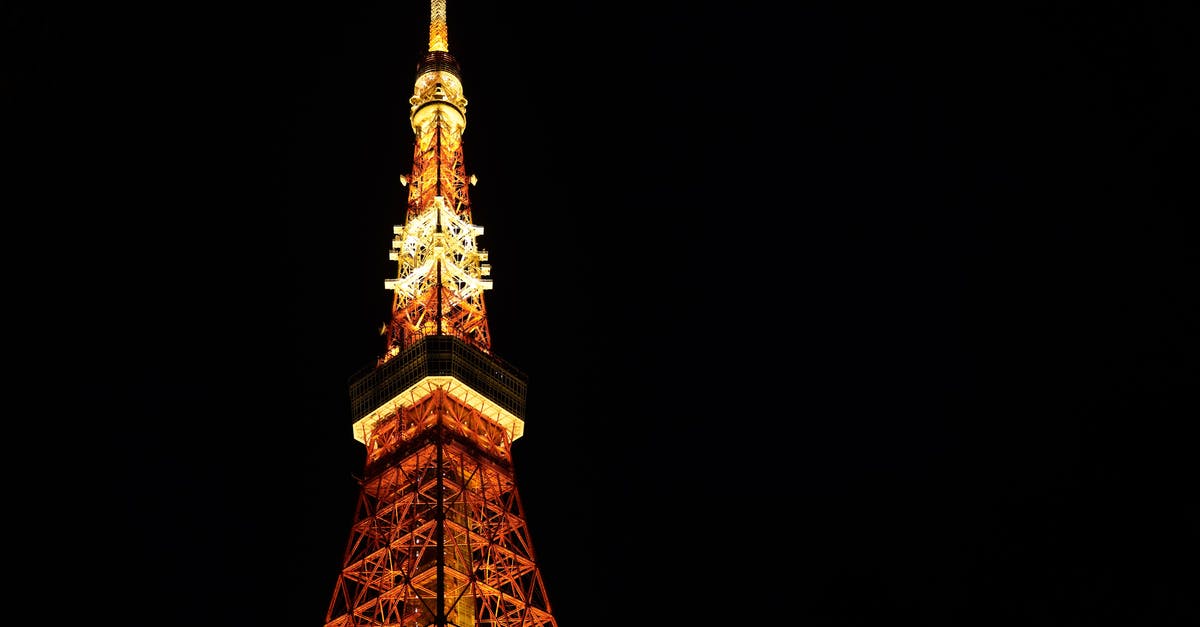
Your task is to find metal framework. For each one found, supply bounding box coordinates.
[325,3,558,626]
[382,0,489,361]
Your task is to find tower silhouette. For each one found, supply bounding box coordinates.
[323,2,558,626]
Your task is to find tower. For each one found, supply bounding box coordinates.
[323,3,558,626]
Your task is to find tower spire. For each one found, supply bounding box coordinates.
[382,0,488,363]
[428,0,448,52]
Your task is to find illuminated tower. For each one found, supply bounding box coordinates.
[323,3,558,626]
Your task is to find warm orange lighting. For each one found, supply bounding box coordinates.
[323,4,558,627]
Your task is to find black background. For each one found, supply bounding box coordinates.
[9,1,1197,625]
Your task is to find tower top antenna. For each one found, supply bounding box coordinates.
[428,0,448,52]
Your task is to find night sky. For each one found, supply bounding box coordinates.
[10,1,1197,625]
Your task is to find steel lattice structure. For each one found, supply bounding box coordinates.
[382,0,489,359]
[324,3,558,626]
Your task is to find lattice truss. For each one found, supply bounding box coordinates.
[427,0,448,53]
[384,107,492,358]
[325,390,557,627]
